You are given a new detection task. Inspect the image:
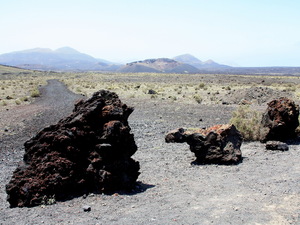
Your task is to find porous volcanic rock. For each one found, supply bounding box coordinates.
[260,97,299,142]
[6,90,140,207]
[166,124,243,164]
[265,141,289,151]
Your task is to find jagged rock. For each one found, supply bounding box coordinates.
[165,128,186,143]
[166,124,243,164]
[260,97,299,142]
[265,141,289,151]
[6,90,140,207]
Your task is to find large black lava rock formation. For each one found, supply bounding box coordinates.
[6,90,140,207]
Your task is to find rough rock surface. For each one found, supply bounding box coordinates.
[265,141,289,151]
[260,97,299,142]
[6,90,140,207]
[166,124,243,164]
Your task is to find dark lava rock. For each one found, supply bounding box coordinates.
[148,89,157,95]
[166,124,243,165]
[260,97,299,142]
[83,205,91,212]
[6,90,140,207]
[265,141,289,151]
[165,128,186,143]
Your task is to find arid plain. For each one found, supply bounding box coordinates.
[0,66,300,224]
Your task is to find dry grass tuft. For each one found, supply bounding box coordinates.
[230,105,263,141]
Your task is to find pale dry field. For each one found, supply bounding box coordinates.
[2,70,300,108]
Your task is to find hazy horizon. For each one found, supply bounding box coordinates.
[1,0,300,67]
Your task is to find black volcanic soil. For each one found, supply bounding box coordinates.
[0,79,299,224]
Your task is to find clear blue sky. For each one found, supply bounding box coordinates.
[1,0,300,66]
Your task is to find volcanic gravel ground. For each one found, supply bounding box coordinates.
[0,80,299,224]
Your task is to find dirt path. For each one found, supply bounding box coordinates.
[0,79,83,156]
[0,80,299,224]
[28,79,85,129]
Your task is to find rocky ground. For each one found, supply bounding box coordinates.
[0,78,299,224]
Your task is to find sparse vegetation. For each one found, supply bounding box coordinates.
[41,194,56,206]
[1,66,300,109]
[1,100,7,106]
[20,96,29,102]
[193,94,202,104]
[30,88,40,98]
[230,105,263,141]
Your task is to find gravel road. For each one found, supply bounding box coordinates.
[0,80,299,225]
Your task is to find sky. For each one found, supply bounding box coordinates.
[1,0,300,67]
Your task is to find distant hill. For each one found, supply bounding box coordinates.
[0,47,121,71]
[173,54,230,69]
[0,64,35,74]
[119,58,200,73]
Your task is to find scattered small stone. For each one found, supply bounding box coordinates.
[148,89,157,95]
[266,141,289,151]
[83,205,91,212]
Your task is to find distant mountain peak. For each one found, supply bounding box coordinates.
[203,59,215,64]
[174,54,230,69]
[130,58,178,65]
[120,57,200,73]
[173,54,202,64]
[55,47,81,54]
[0,47,119,71]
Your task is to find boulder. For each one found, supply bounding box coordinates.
[260,97,299,142]
[166,124,243,164]
[265,141,289,151]
[165,128,186,143]
[6,90,140,207]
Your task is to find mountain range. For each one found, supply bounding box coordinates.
[0,47,120,71]
[0,47,230,72]
[173,54,230,69]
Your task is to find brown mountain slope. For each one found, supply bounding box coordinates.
[119,58,200,73]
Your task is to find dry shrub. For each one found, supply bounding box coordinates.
[193,94,202,104]
[230,105,262,141]
[30,88,40,98]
